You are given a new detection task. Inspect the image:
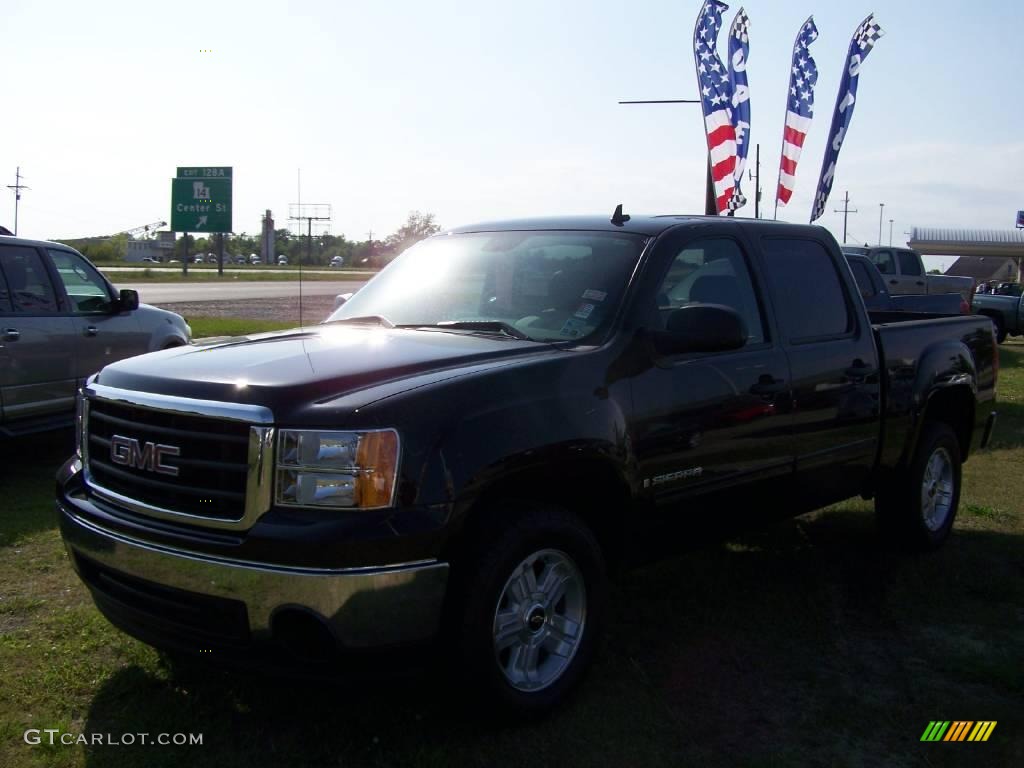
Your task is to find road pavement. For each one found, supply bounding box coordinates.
[113,280,366,305]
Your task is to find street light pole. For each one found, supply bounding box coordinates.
[878,203,885,245]
[889,219,894,246]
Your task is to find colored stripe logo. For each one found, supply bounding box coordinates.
[921,721,997,742]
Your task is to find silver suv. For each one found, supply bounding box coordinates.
[0,236,191,436]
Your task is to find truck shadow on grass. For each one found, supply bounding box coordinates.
[77,507,1023,768]
[0,429,74,547]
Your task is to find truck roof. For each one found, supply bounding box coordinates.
[445,214,812,238]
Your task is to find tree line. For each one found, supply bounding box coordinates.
[61,211,441,268]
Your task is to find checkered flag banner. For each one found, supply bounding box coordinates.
[775,16,818,209]
[810,14,884,222]
[693,0,737,215]
[726,7,751,212]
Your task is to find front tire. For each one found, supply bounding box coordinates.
[456,503,607,715]
[986,315,1007,344]
[876,422,961,551]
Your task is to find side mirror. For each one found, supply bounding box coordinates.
[118,289,140,312]
[651,304,747,355]
[334,292,353,310]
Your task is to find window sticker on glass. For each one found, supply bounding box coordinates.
[559,318,588,338]
[582,289,607,301]
[574,303,595,319]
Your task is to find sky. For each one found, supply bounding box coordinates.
[2,0,1022,271]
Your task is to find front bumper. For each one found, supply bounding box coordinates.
[59,500,450,655]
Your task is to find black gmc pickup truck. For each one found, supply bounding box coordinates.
[56,214,998,713]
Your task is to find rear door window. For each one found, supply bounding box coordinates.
[0,245,59,314]
[760,238,853,343]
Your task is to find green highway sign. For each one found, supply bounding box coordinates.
[170,175,232,233]
[176,167,232,179]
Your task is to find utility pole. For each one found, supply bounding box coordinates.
[878,203,885,246]
[747,144,762,219]
[6,167,30,235]
[288,204,331,328]
[833,191,857,244]
[888,219,894,247]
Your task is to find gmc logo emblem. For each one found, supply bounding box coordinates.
[110,434,181,477]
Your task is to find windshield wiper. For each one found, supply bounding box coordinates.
[397,320,530,340]
[322,315,394,328]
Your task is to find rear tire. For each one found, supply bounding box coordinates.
[454,503,607,716]
[876,422,961,551]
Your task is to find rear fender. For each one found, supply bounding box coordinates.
[899,340,977,467]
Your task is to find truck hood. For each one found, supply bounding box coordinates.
[94,325,553,414]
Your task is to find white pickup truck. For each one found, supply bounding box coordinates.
[841,246,974,301]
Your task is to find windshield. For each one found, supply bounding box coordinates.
[325,231,648,342]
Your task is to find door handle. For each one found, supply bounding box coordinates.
[83,326,99,337]
[844,364,877,379]
[750,376,787,396]
[2,328,19,342]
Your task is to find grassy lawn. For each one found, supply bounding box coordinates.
[1,340,1021,767]
[100,268,373,283]
[186,317,298,340]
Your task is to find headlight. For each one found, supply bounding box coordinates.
[275,429,400,509]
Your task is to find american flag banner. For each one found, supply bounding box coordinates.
[727,8,751,212]
[694,0,737,216]
[810,14,885,222]
[775,16,818,210]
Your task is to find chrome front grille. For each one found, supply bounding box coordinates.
[82,383,274,531]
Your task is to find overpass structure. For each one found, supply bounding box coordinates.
[908,227,1024,282]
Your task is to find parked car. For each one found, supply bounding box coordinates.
[0,236,191,437]
[140,257,160,264]
[840,246,974,301]
[58,215,997,714]
[972,285,1024,343]
[250,254,261,265]
[330,255,344,267]
[277,255,288,266]
[845,254,967,314]
[992,282,1022,297]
